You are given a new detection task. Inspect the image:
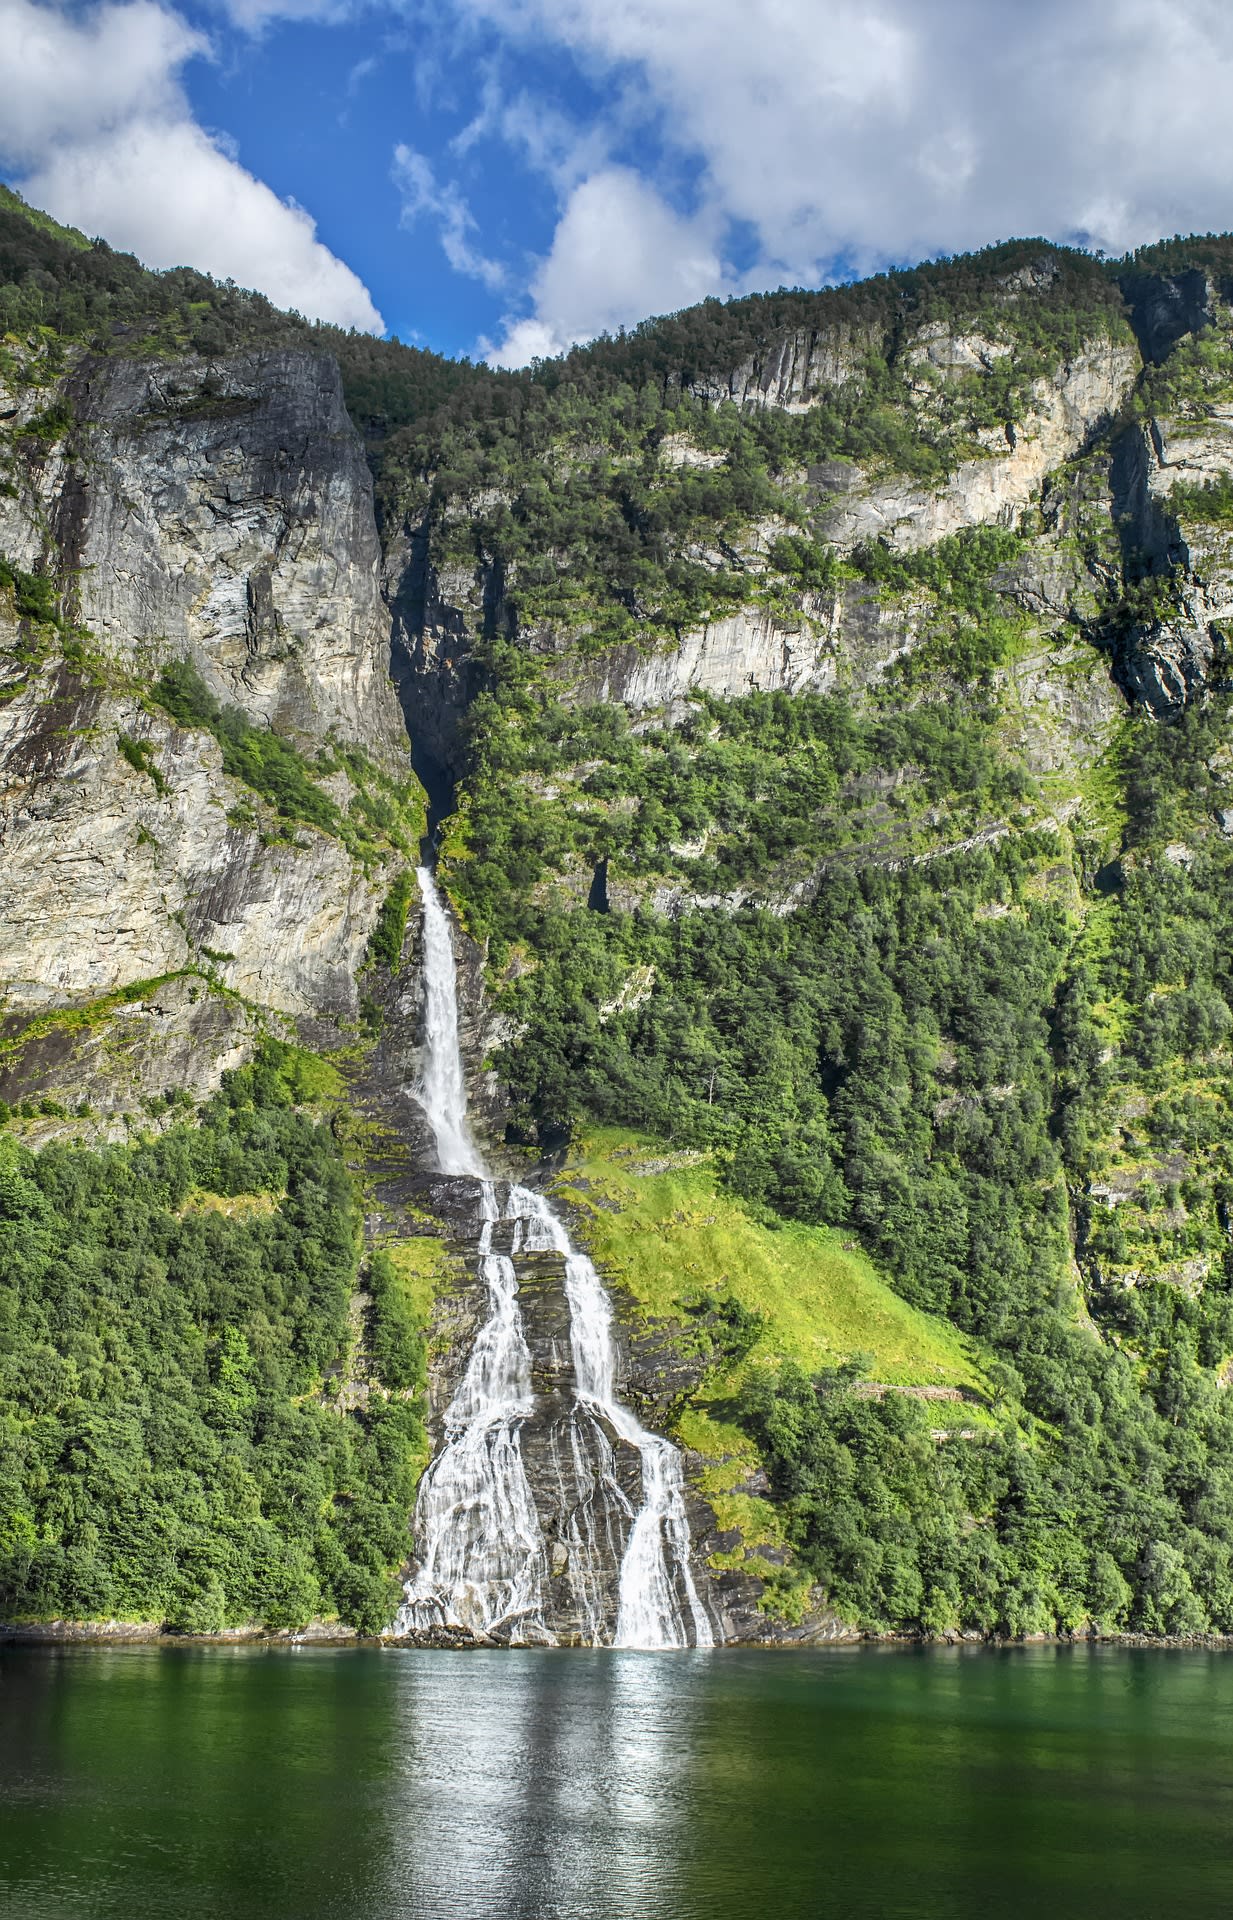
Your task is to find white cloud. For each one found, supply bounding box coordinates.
[455,0,1233,355]
[485,167,729,364]
[0,0,383,330]
[1,0,203,158]
[392,142,505,289]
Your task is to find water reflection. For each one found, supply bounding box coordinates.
[6,1645,1233,1920]
[384,1652,705,1919]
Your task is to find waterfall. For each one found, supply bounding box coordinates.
[394,866,714,1649]
[512,1185,713,1650]
[393,872,549,1642]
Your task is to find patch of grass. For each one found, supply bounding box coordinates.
[117,732,168,795]
[254,1042,346,1109]
[373,1235,458,1331]
[180,1188,283,1220]
[553,1126,985,1394]
[366,869,416,971]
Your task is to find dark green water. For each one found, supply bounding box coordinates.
[3,1645,1233,1919]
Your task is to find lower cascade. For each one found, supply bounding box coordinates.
[393,867,714,1649]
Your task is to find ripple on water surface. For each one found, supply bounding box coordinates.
[3,1645,1233,1920]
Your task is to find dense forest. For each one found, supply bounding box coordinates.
[5,182,1233,1639]
[0,1044,425,1633]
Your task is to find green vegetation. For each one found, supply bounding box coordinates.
[117,732,168,796]
[0,186,303,358]
[0,1041,426,1634]
[447,671,1032,951]
[556,1129,981,1392]
[0,550,62,702]
[447,611,1233,1638]
[1169,469,1233,524]
[150,659,424,866]
[0,973,206,1065]
[367,1247,429,1394]
[0,553,60,628]
[366,870,417,971]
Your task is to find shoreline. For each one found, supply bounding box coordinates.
[5,1619,1233,1652]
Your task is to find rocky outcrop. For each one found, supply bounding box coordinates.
[1104,406,1233,714]
[0,653,380,1019]
[815,339,1139,552]
[687,319,881,410]
[566,578,932,716]
[0,340,411,1112]
[2,347,406,758]
[0,976,260,1133]
[1120,269,1221,364]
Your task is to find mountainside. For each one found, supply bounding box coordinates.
[4,186,1233,1642]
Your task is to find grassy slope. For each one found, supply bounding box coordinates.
[554,1126,984,1391]
[553,1126,988,1597]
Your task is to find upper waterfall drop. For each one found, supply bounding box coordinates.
[396,866,716,1649]
[412,866,484,1180]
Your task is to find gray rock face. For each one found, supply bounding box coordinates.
[687,319,880,410]
[567,577,932,717]
[0,341,410,1109]
[1121,270,1220,364]
[66,350,405,757]
[0,976,261,1135]
[0,651,381,1020]
[2,345,404,758]
[1106,407,1233,715]
[385,520,486,787]
[815,340,1139,553]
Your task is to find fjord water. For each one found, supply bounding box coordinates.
[397,868,709,1647]
[5,1646,1233,1920]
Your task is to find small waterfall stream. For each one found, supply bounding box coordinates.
[394,867,713,1649]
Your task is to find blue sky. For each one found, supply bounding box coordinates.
[3,0,1233,364]
[178,8,577,352]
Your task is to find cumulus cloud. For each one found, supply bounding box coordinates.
[392,143,505,289]
[0,0,382,330]
[456,0,1233,357]
[486,167,727,364]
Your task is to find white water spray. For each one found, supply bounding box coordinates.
[395,867,714,1648]
[513,1183,713,1649]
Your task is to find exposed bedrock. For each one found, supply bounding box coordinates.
[0,342,411,1109]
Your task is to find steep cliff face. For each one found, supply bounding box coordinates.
[813,338,1139,552]
[686,317,880,409]
[3,344,403,752]
[385,319,1143,759]
[1105,404,1233,714]
[0,336,412,1117]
